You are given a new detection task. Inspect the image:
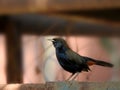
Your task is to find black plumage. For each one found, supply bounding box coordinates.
[49,38,113,80]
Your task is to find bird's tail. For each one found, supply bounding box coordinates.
[94,60,113,67]
[84,57,113,67]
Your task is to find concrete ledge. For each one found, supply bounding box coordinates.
[0,82,120,90]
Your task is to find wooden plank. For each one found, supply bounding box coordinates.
[0,82,120,90]
[45,0,120,11]
[5,18,23,83]
[0,16,8,33]
[0,0,120,14]
[8,15,120,36]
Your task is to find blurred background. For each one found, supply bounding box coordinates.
[0,0,120,84]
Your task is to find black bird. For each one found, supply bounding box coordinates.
[49,38,113,81]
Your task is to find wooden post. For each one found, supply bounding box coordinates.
[5,17,23,83]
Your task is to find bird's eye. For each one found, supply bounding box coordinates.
[52,40,56,43]
[53,40,56,43]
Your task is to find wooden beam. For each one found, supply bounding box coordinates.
[0,82,120,90]
[9,15,120,36]
[0,16,8,33]
[51,9,120,22]
[0,0,120,14]
[5,18,23,83]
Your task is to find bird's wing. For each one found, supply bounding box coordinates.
[66,50,91,71]
[82,56,96,66]
[65,49,86,64]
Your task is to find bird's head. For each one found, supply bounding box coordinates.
[48,38,69,49]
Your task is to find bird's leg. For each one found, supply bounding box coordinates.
[64,73,75,89]
[71,72,80,81]
[68,72,80,88]
[66,73,75,81]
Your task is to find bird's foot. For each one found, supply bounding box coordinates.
[64,80,69,82]
[68,80,77,88]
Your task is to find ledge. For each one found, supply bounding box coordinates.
[0,82,120,90]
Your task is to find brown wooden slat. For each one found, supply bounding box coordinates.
[5,18,23,83]
[9,15,120,36]
[0,0,120,14]
[46,0,120,11]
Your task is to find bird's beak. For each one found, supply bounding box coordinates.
[48,39,54,42]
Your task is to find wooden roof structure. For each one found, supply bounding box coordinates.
[0,0,120,14]
[0,0,120,83]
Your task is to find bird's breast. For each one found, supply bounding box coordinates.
[55,50,81,73]
[56,52,68,65]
